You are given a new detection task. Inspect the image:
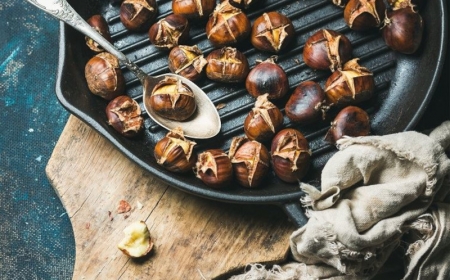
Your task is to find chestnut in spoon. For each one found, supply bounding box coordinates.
[27,0,221,139]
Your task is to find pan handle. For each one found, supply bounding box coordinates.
[281,201,308,228]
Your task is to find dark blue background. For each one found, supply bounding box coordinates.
[0,1,448,279]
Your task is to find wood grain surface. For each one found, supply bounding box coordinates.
[46,115,296,279]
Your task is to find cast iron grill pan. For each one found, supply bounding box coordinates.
[56,0,447,226]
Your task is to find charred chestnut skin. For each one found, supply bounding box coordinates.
[172,0,216,19]
[325,106,370,144]
[343,0,386,31]
[120,0,158,31]
[106,95,144,137]
[195,149,233,189]
[168,45,207,82]
[285,81,327,124]
[86,15,112,52]
[251,12,295,54]
[205,47,249,83]
[148,14,190,50]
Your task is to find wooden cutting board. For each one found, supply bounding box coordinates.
[46,115,297,279]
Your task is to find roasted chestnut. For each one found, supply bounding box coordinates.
[148,14,190,50]
[221,0,254,9]
[154,127,197,173]
[86,15,112,52]
[85,52,125,100]
[245,57,289,100]
[106,95,144,137]
[244,94,284,142]
[229,137,270,188]
[285,81,329,124]
[271,128,311,183]
[205,47,249,83]
[195,149,233,188]
[168,45,207,82]
[324,58,375,106]
[388,0,424,10]
[325,106,370,143]
[149,76,196,121]
[343,0,386,31]
[303,29,353,72]
[250,12,295,54]
[381,5,423,54]
[205,1,251,47]
[172,0,216,19]
[120,0,158,31]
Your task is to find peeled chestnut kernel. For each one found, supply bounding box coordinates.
[245,56,289,100]
[271,128,311,183]
[168,45,207,82]
[148,14,190,50]
[120,0,158,31]
[154,127,197,173]
[85,52,125,100]
[325,106,370,143]
[106,96,144,137]
[172,0,216,19]
[244,94,283,142]
[117,221,153,258]
[195,149,233,189]
[149,76,196,121]
[222,0,254,9]
[205,47,249,83]
[205,1,251,47]
[229,137,270,188]
[285,81,329,125]
[86,15,112,52]
[324,58,375,107]
[303,29,353,72]
[381,6,423,54]
[344,0,386,31]
[251,12,295,54]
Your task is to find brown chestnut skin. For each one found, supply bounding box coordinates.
[221,0,254,9]
[148,14,190,50]
[106,95,144,137]
[86,15,112,52]
[85,52,125,100]
[285,81,328,124]
[325,106,370,143]
[172,0,216,19]
[195,149,233,189]
[168,45,207,82]
[251,12,295,54]
[229,137,270,188]
[244,94,284,142]
[271,128,311,183]
[303,29,353,72]
[154,127,197,173]
[245,57,289,100]
[149,76,197,121]
[120,0,158,31]
[205,1,251,47]
[381,6,423,54]
[206,47,249,83]
[344,0,386,31]
[388,0,424,11]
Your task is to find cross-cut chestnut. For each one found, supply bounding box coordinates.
[168,45,207,82]
[148,14,190,50]
[120,0,158,31]
[195,149,233,188]
[205,47,249,83]
[149,77,196,121]
[229,137,270,188]
[245,56,289,100]
[251,12,295,54]
[324,58,374,107]
[271,128,311,183]
[205,1,251,47]
[106,95,144,137]
[324,106,370,144]
[303,29,353,72]
[243,94,283,143]
[86,15,112,52]
[154,127,197,173]
[343,0,386,31]
[222,0,254,9]
[85,52,125,100]
[172,0,216,19]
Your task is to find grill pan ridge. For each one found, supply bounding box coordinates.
[56,0,447,226]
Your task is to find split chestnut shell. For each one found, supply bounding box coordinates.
[195,149,233,188]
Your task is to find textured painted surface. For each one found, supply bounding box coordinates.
[0,1,74,279]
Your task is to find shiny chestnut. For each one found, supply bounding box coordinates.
[168,45,207,82]
[120,0,158,31]
[172,0,216,19]
[303,29,353,72]
[106,95,144,137]
[86,15,112,52]
[343,0,386,31]
[195,149,233,188]
[251,12,295,53]
[325,106,370,143]
[245,57,289,100]
[271,128,311,183]
[85,52,125,100]
[285,81,328,124]
[148,14,190,50]
[154,127,197,173]
[244,94,284,142]
[206,47,249,83]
